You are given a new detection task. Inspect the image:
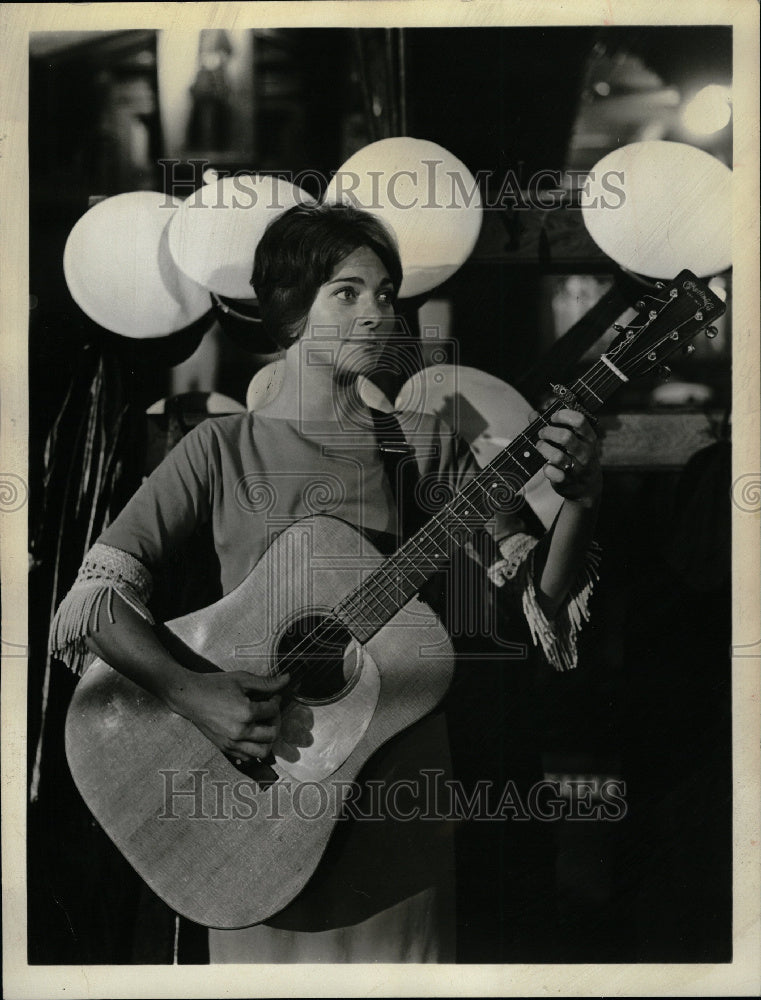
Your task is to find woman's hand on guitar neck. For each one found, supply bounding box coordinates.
[536,407,603,509]
[528,407,602,618]
[169,670,289,763]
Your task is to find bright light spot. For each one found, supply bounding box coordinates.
[201,52,224,71]
[708,276,728,302]
[681,85,732,136]
[593,81,611,97]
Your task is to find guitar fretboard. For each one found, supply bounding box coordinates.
[334,359,623,642]
[330,269,724,643]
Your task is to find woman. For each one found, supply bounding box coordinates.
[50,203,602,962]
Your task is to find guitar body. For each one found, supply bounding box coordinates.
[65,268,726,930]
[65,515,455,929]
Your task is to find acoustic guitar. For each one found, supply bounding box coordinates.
[65,271,725,928]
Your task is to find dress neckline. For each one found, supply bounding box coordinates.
[250,407,403,445]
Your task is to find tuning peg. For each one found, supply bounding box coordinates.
[612,323,627,333]
[635,300,646,311]
[682,343,696,356]
[705,326,719,339]
[654,281,665,289]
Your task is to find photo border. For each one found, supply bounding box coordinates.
[2,2,759,997]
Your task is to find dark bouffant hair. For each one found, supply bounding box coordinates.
[251,203,403,349]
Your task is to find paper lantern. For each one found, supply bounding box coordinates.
[168,175,315,300]
[63,192,212,338]
[395,364,562,530]
[324,138,483,298]
[581,141,731,279]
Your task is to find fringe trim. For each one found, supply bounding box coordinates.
[522,541,601,672]
[488,532,539,584]
[48,543,155,676]
[489,533,602,672]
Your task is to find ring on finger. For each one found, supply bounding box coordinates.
[564,457,574,473]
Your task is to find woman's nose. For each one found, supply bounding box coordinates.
[357,300,384,329]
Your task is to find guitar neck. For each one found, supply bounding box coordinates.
[334,358,624,642]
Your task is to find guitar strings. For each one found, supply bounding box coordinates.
[277,399,588,685]
[340,297,701,631]
[281,350,651,678]
[278,390,598,684]
[290,342,658,673]
[335,368,613,626]
[275,292,700,687]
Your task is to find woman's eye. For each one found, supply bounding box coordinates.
[377,290,394,305]
[335,287,358,301]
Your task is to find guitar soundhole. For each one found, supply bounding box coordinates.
[276,612,358,702]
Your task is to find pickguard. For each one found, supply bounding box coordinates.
[273,644,381,782]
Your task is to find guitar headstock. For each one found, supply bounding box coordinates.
[606,270,727,380]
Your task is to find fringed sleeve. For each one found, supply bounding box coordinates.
[48,542,155,677]
[487,531,601,672]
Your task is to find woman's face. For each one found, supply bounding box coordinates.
[297,246,396,377]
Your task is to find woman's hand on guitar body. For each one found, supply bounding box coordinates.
[171,670,290,763]
[84,592,290,764]
[536,408,602,509]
